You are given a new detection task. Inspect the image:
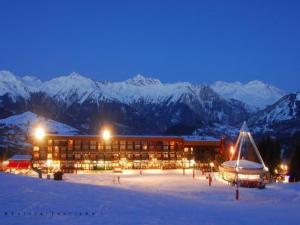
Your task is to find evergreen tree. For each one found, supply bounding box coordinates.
[258,136,281,176]
[289,139,300,182]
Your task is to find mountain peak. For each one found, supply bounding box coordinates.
[0,70,18,82]
[66,72,89,80]
[126,74,162,86]
[211,80,286,109]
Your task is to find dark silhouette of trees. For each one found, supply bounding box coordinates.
[258,136,281,176]
[289,137,300,182]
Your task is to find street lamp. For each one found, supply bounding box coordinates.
[230,146,234,158]
[101,128,112,141]
[34,126,45,141]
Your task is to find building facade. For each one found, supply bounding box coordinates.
[32,134,223,173]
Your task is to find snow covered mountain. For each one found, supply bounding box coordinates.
[0,111,79,153]
[211,80,286,109]
[0,111,79,135]
[0,70,253,134]
[248,93,300,136]
[0,70,294,137]
[1,70,284,107]
[0,70,30,99]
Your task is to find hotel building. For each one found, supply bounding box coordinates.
[32,134,224,173]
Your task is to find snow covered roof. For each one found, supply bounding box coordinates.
[44,134,220,142]
[221,159,264,170]
[182,136,219,142]
[9,154,32,161]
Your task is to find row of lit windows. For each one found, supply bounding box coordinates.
[42,144,182,151]
[34,146,194,153]
[47,139,180,148]
[33,152,186,160]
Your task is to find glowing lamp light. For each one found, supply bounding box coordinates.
[46,159,53,167]
[34,127,45,141]
[209,162,214,168]
[230,146,235,155]
[280,164,288,171]
[102,129,111,141]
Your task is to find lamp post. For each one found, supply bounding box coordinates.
[209,162,214,186]
[235,167,239,200]
[101,128,112,171]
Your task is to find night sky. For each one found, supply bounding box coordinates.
[0,0,299,91]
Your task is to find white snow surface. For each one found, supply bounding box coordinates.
[0,70,286,107]
[211,80,285,109]
[0,111,78,135]
[1,170,299,225]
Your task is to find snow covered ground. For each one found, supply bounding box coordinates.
[1,170,299,225]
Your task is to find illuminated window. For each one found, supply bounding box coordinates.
[120,141,126,150]
[33,152,39,159]
[127,141,133,150]
[142,141,147,150]
[98,143,104,150]
[113,141,119,150]
[82,141,89,150]
[90,141,96,150]
[134,141,141,150]
[33,146,39,151]
[105,144,111,150]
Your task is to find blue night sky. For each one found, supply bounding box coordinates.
[0,0,299,91]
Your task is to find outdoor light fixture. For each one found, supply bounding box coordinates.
[46,159,53,167]
[34,126,45,141]
[102,128,112,141]
[280,164,288,171]
[230,146,234,155]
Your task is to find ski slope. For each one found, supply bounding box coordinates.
[0,170,299,225]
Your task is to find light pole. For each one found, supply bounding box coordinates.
[235,167,239,200]
[209,162,214,186]
[101,127,112,170]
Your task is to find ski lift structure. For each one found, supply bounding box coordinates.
[219,122,269,188]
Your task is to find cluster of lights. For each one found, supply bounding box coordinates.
[280,164,288,171]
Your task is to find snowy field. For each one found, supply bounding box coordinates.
[1,170,299,225]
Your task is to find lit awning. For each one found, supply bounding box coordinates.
[6,161,31,169]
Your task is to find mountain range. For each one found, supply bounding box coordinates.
[0,70,299,146]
